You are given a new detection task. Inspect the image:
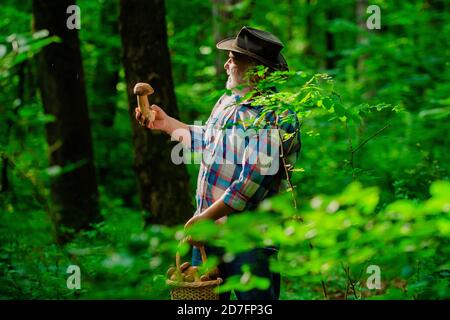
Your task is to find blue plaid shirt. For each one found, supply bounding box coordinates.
[188,93,301,216]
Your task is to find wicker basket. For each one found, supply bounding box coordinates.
[166,245,223,300]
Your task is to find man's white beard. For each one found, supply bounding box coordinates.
[226,74,244,91]
[226,74,252,97]
[226,75,236,90]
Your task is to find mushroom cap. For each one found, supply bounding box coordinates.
[133,82,154,95]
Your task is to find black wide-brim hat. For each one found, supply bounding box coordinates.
[216,26,289,71]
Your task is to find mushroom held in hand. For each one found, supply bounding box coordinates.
[133,82,156,123]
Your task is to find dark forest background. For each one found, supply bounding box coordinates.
[0,0,448,299]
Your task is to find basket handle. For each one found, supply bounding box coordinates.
[176,244,207,270]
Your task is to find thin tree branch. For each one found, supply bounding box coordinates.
[321,279,328,300]
[347,122,390,180]
[345,121,355,179]
[353,123,391,154]
[341,262,359,300]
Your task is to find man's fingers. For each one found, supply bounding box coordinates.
[135,109,142,122]
[181,235,203,247]
[150,104,160,112]
[136,106,155,129]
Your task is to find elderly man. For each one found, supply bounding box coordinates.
[135,26,301,300]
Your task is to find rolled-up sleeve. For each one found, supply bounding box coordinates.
[221,128,279,211]
[187,124,205,154]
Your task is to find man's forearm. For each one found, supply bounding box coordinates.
[184,197,235,229]
[165,116,191,144]
[201,198,235,221]
[165,116,188,135]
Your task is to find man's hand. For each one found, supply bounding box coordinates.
[184,213,207,230]
[183,235,204,247]
[135,104,170,133]
[184,199,234,232]
[184,214,208,247]
[183,199,234,246]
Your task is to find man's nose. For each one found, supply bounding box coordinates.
[224,58,230,70]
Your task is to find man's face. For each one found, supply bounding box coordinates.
[224,52,248,90]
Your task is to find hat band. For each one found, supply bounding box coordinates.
[230,41,282,69]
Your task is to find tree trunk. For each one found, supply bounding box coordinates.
[287,0,294,42]
[32,0,100,243]
[325,8,336,70]
[212,0,221,75]
[304,0,316,58]
[0,158,7,193]
[356,0,368,74]
[212,0,239,75]
[90,0,121,184]
[119,0,193,226]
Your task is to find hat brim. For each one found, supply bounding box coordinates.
[216,38,288,71]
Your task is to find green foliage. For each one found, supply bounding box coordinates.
[0,0,448,300]
[0,31,60,78]
[184,181,449,299]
